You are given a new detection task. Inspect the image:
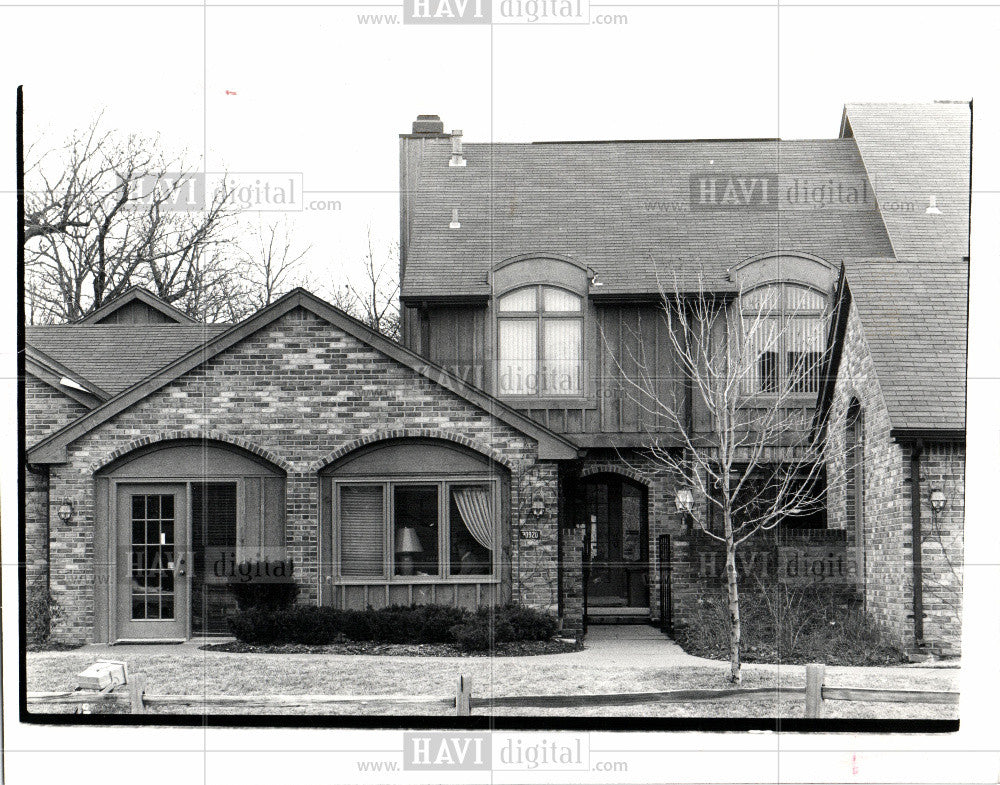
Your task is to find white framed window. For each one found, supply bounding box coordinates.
[497,285,583,397]
[740,283,827,395]
[334,478,499,580]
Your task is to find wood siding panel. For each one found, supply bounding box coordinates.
[427,306,484,388]
[597,305,682,435]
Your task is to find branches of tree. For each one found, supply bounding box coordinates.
[322,226,401,340]
[23,117,242,323]
[23,120,402,337]
[603,271,855,684]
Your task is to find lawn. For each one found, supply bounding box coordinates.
[26,648,959,719]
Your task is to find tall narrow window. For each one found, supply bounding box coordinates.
[845,400,864,538]
[741,283,826,395]
[449,485,495,575]
[497,285,583,397]
[339,485,385,577]
[393,485,439,576]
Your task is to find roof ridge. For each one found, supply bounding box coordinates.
[27,288,580,464]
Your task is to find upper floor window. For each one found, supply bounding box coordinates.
[497,285,583,397]
[741,284,827,395]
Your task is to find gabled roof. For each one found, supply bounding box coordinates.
[842,102,970,263]
[77,286,197,324]
[825,259,967,437]
[25,346,109,409]
[26,323,228,395]
[400,137,894,299]
[27,289,580,464]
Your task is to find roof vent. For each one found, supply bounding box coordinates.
[412,114,445,134]
[449,130,466,167]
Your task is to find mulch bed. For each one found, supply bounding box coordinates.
[200,639,585,657]
[674,637,908,666]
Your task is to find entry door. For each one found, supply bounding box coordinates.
[584,477,649,608]
[117,484,188,639]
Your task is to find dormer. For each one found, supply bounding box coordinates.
[77,287,197,325]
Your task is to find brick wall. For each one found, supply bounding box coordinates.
[38,307,556,644]
[25,374,92,625]
[825,297,963,654]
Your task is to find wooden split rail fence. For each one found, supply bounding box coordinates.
[28,665,958,717]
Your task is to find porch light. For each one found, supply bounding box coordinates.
[531,497,546,519]
[675,488,694,514]
[57,500,74,523]
[930,488,947,512]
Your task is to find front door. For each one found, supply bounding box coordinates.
[584,476,649,610]
[117,484,188,639]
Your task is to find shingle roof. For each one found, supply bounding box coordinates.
[27,289,580,464]
[25,324,229,395]
[842,102,970,263]
[400,138,894,298]
[845,259,967,433]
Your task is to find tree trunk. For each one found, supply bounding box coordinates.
[724,510,742,685]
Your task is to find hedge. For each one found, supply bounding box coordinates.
[227,603,558,651]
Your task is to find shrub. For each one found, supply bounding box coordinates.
[227,602,558,651]
[226,559,299,611]
[674,583,906,665]
[491,603,558,642]
[26,580,58,645]
[451,613,517,651]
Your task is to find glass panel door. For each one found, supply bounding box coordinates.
[117,484,188,639]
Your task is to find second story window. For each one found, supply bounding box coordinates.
[741,283,827,396]
[497,285,583,397]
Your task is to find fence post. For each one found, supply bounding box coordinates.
[128,674,147,714]
[804,664,824,718]
[456,675,472,717]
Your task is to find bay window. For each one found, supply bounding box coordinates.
[497,285,583,397]
[335,479,499,580]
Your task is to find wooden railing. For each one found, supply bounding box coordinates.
[28,664,958,717]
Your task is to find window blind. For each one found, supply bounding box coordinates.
[339,485,385,577]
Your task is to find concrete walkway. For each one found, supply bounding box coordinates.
[572,624,703,665]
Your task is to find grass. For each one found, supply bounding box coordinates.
[26,648,958,719]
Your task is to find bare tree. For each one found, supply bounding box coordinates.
[337,227,400,339]
[608,275,845,684]
[23,118,237,322]
[233,217,313,313]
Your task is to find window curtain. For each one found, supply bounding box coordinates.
[541,319,582,395]
[452,487,496,552]
[498,319,537,395]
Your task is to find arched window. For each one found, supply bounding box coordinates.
[845,399,865,538]
[741,283,827,395]
[497,285,583,397]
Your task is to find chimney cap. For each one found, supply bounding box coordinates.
[412,114,445,135]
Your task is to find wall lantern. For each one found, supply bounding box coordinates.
[57,500,74,523]
[531,496,546,519]
[675,488,694,514]
[929,488,947,513]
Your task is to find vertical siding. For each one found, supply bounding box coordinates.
[597,305,682,434]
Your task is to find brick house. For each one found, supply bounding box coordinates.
[24,102,967,653]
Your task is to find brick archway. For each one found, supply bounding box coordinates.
[579,463,651,486]
[90,430,292,474]
[310,428,514,473]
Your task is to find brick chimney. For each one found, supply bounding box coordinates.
[411,114,445,135]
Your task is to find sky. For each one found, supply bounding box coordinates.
[3,4,995,293]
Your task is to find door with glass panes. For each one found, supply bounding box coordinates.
[117,484,189,639]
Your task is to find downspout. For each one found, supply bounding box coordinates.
[909,440,925,646]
